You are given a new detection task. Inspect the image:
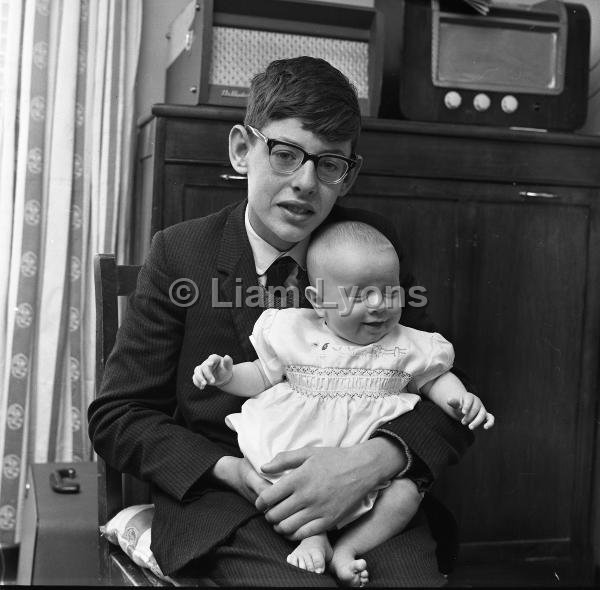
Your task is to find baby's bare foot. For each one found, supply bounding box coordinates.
[331,548,369,587]
[286,534,333,574]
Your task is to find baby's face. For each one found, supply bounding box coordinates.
[310,245,403,345]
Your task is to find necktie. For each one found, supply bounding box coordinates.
[263,256,300,309]
[265,256,297,290]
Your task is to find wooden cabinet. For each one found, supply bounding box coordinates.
[134,104,600,583]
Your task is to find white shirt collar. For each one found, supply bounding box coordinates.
[244,205,308,277]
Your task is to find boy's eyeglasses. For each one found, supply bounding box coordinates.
[245,125,358,185]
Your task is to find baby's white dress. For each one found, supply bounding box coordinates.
[225,308,454,525]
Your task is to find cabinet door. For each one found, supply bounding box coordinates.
[160,165,247,230]
[449,198,589,560]
[349,175,595,564]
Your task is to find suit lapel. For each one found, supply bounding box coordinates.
[216,201,263,359]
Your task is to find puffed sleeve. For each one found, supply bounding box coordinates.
[249,309,285,385]
[412,332,455,391]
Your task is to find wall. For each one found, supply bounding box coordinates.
[135,0,189,123]
[134,0,600,132]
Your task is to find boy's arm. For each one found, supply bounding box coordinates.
[193,355,269,398]
[88,229,238,502]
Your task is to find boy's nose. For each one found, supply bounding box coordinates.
[292,160,318,194]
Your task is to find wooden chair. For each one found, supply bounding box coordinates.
[94,253,169,586]
[95,254,219,586]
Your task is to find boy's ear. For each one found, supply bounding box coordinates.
[229,124,251,174]
[305,285,326,318]
[338,154,363,197]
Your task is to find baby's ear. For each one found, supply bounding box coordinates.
[305,285,325,318]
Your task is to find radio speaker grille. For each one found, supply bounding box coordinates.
[209,27,370,99]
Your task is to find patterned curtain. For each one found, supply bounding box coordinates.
[0,0,142,546]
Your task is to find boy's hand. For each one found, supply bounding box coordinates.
[256,440,404,540]
[211,456,271,504]
[447,393,495,430]
[193,354,233,389]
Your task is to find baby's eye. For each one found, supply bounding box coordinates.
[383,288,404,306]
[340,287,362,302]
[362,288,384,306]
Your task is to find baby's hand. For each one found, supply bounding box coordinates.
[193,354,233,389]
[447,393,495,430]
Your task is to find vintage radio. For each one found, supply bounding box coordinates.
[165,0,383,117]
[387,0,590,131]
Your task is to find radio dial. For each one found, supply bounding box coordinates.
[501,95,519,114]
[444,91,462,110]
[473,93,491,112]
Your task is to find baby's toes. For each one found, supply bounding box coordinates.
[304,553,318,573]
[353,559,367,573]
[286,553,300,569]
[351,559,367,587]
[308,548,326,574]
[334,559,368,587]
[287,551,310,572]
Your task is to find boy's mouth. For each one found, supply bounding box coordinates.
[278,203,314,216]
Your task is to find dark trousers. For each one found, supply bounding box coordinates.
[177,511,447,587]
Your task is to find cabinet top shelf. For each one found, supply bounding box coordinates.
[150,104,600,149]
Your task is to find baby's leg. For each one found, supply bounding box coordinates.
[331,478,422,587]
[287,532,333,575]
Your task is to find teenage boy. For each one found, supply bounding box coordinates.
[89,57,472,587]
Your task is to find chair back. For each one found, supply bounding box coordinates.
[94,254,150,525]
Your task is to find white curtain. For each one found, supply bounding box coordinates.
[0,0,142,545]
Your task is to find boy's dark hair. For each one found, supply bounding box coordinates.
[244,56,362,151]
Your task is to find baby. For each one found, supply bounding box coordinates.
[194,220,494,587]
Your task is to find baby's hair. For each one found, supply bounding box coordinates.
[307,221,395,281]
[244,56,361,151]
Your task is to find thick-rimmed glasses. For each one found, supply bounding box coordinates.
[246,125,358,185]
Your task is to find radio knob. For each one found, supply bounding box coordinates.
[501,95,519,114]
[444,91,462,110]
[473,93,491,112]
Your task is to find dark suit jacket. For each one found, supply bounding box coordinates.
[88,199,472,575]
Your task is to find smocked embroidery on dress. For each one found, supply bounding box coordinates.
[319,343,409,359]
[286,365,412,399]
